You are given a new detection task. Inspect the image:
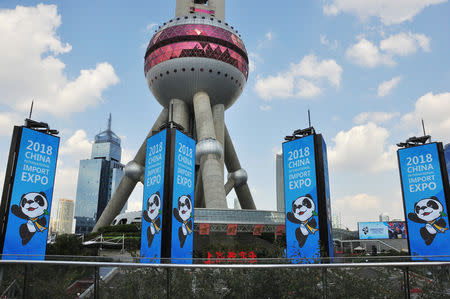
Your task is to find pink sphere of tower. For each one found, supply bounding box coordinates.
[144,12,248,109]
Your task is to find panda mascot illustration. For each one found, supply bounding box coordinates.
[143,192,162,247]
[408,196,448,245]
[11,191,49,245]
[286,194,318,248]
[362,226,369,235]
[173,195,193,248]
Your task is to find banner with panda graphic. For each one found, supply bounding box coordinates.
[2,127,59,260]
[171,130,195,264]
[282,135,321,263]
[140,129,167,263]
[398,143,450,261]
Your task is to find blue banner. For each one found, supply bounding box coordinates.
[171,130,196,264]
[2,127,59,260]
[398,143,450,260]
[321,137,334,258]
[140,129,167,263]
[358,221,407,240]
[283,135,320,262]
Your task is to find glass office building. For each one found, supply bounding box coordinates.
[74,115,126,234]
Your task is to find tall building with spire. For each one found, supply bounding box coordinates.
[74,115,125,234]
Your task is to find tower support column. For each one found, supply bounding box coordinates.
[212,103,225,180]
[93,108,169,231]
[224,125,256,209]
[193,92,227,209]
[170,98,190,132]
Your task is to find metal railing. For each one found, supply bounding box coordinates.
[0,256,449,298]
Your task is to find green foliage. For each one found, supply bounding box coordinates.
[327,267,404,298]
[46,234,84,256]
[0,264,93,298]
[100,267,168,298]
[98,224,139,234]
[84,224,140,240]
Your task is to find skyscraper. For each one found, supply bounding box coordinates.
[74,115,125,234]
[56,198,74,235]
[275,154,285,212]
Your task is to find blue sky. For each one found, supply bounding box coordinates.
[0,0,449,229]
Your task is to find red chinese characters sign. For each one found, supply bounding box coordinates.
[253,224,263,236]
[227,224,237,235]
[204,251,257,264]
[199,223,210,235]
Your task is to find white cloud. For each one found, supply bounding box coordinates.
[290,54,343,87]
[272,146,282,156]
[52,129,91,202]
[248,52,261,72]
[345,38,394,68]
[328,122,397,173]
[145,23,157,33]
[296,79,321,98]
[333,193,382,228]
[254,74,294,100]
[380,32,430,56]
[0,4,119,117]
[126,183,144,212]
[121,147,137,164]
[320,34,338,50]
[259,105,272,111]
[257,31,274,49]
[320,34,329,45]
[60,130,92,161]
[377,76,402,97]
[353,112,400,124]
[401,92,450,140]
[323,0,447,25]
[53,166,79,201]
[254,54,342,100]
[346,33,431,68]
[0,113,23,136]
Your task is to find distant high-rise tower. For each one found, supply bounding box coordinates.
[379,213,389,222]
[276,154,285,212]
[56,198,74,235]
[74,115,125,234]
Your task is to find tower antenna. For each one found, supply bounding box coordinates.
[421,118,426,136]
[29,100,34,119]
[308,109,311,128]
[108,113,112,131]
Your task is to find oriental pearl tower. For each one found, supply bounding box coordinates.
[94,0,255,231]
